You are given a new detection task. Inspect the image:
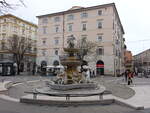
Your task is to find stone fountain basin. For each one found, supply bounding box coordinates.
[46,81,98,91]
[61,60,81,66]
[36,83,105,96]
[64,48,79,52]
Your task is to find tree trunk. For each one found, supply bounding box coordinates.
[17,63,20,75]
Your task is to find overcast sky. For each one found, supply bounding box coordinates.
[9,0,150,55]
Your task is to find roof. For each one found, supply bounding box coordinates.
[0,14,38,28]
[68,6,84,10]
[134,48,150,57]
[36,3,124,34]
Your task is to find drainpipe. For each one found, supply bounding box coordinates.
[62,12,65,48]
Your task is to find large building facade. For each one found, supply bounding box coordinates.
[37,3,125,76]
[134,49,150,73]
[0,14,37,72]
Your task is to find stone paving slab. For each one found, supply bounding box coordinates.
[122,86,150,109]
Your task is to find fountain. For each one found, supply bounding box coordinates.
[35,35,105,98]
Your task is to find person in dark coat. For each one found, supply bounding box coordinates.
[127,71,133,85]
[124,70,128,82]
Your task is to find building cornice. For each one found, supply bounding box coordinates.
[36,3,124,34]
[0,14,38,28]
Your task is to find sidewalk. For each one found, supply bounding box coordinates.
[118,85,150,109]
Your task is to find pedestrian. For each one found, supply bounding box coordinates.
[124,70,128,82]
[32,69,35,75]
[127,71,133,85]
[92,70,95,77]
[89,69,92,78]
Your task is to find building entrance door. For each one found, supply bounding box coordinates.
[96,60,104,75]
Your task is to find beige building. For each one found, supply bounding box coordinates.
[0,14,37,72]
[37,3,125,76]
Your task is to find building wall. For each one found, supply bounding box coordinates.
[124,50,133,71]
[134,49,150,73]
[37,3,125,76]
[0,14,37,72]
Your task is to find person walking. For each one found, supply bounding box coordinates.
[124,70,128,82]
[92,70,95,77]
[127,71,133,85]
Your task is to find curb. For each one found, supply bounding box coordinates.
[20,98,114,106]
[20,96,144,110]
[115,99,144,110]
[0,81,13,94]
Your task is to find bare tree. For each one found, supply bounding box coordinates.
[5,35,32,75]
[0,0,25,14]
[76,37,97,71]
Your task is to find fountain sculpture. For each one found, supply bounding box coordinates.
[57,35,85,84]
[35,35,105,96]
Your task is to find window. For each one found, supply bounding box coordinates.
[13,26,17,32]
[55,50,58,55]
[42,50,46,56]
[81,12,88,18]
[42,40,46,45]
[82,23,87,31]
[1,42,5,50]
[22,29,25,35]
[96,47,104,55]
[28,46,32,52]
[97,21,102,29]
[68,24,73,31]
[0,54,4,59]
[42,18,48,24]
[2,33,6,40]
[55,26,59,33]
[34,48,37,52]
[55,39,59,45]
[23,24,25,27]
[116,39,119,45]
[98,10,102,15]
[54,17,60,22]
[14,19,17,23]
[116,50,118,56]
[81,35,87,55]
[4,19,6,22]
[67,14,74,20]
[43,26,47,34]
[97,35,102,42]
[3,25,6,31]
[29,26,31,30]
